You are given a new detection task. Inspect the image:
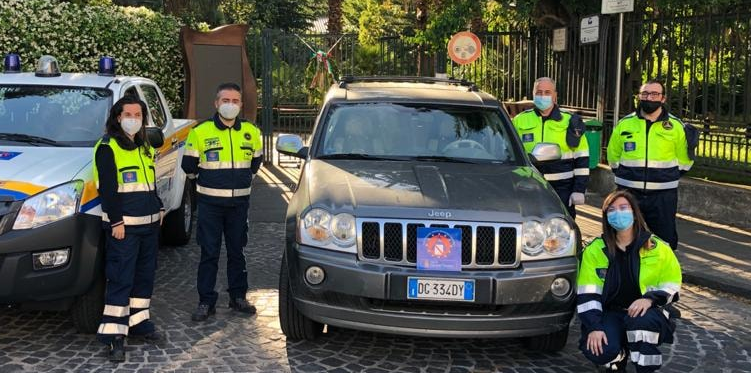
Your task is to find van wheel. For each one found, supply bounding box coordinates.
[279,254,322,341]
[524,327,569,352]
[70,275,105,334]
[162,180,193,246]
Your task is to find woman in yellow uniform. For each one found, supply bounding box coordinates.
[93,96,164,362]
[577,190,681,372]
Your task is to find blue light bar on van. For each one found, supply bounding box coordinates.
[3,53,21,73]
[98,56,116,76]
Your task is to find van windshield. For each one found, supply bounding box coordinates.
[318,103,519,163]
[0,85,112,147]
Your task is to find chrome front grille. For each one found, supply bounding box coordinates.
[357,219,521,269]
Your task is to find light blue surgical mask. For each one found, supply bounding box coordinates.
[534,95,553,111]
[607,210,634,231]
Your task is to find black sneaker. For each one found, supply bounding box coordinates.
[229,297,256,315]
[108,336,125,362]
[191,303,216,321]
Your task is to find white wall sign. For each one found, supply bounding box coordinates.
[552,28,567,52]
[580,16,599,44]
[602,0,634,14]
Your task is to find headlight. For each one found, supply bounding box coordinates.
[521,217,574,260]
[543,218,573,255]
[13,181,83,230]
[522,221,545,256]
[299,208,357,253]
[302,208,332,244]
[330,213,356,247]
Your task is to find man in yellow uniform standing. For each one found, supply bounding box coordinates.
[513,77,589,218]
[607,80,696,251]
[182,83,263,321]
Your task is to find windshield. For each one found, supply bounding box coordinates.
[318,103,518,163]
[0,85,112,146]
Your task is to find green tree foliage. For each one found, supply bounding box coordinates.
[1,0,184,114]
[406,0,483,52]
[219,0,314,32]
[347,0,412,45]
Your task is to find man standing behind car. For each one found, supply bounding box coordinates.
[512,77,590,218]
[182,83,263,321]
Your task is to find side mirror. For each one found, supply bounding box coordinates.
[529,142,562,164]
[276,134,308,159]
[146,127,164,148]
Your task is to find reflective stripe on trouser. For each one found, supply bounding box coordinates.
[96,225,159,344]
[196,185,251,197]
[102,212,161,225]
[196,200,249,306]
[579,308,672,373]
[625,308,672,373]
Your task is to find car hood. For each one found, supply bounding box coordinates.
[0,146,92,200]
[302,159,568,222]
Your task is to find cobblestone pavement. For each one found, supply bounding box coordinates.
[1,222,750,373]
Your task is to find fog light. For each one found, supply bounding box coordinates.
[550,277,571,297]
[32,248,70,270]
[305,266,325,285]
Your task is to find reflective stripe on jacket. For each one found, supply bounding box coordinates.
[607,109,694,191]
[512,106,589,193]
[576,236,682,332]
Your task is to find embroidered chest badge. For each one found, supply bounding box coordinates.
[206,151,220,162]
[204,137,221,148]
[244,132,252,140]
[624,142,636,152]
[522,133,534,142]
[122,171,137,183]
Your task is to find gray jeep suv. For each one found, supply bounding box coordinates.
[276,77,578,351]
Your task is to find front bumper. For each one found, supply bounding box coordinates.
[287,243,576,338]
[0,213,103,307]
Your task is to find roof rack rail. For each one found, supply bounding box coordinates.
[338,75,478,92]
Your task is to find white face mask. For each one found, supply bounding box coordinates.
[120,118,142,136]
[218,103,241,120]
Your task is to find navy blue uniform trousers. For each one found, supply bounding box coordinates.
[624,188,679,250]
[196,199,249,306]
[97,225,159,344]
[554,185,577,219]
[580,308,674,372]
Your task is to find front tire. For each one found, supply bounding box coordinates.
[162,180,194,246]
[70,275,105,334]
[279,254,323,341]
[524,327,569,352]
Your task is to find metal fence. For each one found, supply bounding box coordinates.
[249,16,751,175]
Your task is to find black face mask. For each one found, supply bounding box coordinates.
[639,100,662,114]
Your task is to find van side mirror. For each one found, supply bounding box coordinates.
[529,142,562,164]
[146,127,164,148]
[276,134,308,159]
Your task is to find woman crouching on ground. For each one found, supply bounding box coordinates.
[577,190,681,372]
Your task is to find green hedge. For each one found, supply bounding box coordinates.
[0,0,184,115]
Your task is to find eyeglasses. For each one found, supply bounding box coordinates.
[606,203,633,213]
[637,91,663,99]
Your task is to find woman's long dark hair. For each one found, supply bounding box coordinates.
[105,95,151,157]
[601,190,650,256]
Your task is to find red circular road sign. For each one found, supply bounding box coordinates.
[448,31,482,65]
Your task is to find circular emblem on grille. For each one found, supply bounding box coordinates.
[244,133,252,140]
[423,230,454,258]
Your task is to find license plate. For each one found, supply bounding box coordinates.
[407,277,475,302]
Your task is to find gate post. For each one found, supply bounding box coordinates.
[261,28,274,164]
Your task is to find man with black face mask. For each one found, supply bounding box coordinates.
[607,80,697,252]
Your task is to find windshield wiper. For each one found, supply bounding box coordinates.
[411,155,480,164]
[318,153,406,161]
[0,133,67,147]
